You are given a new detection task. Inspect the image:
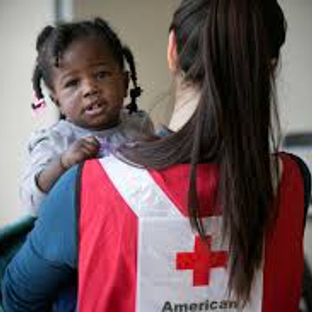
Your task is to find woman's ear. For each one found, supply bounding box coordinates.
[167,30,178,73]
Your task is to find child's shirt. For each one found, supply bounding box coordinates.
[20,109,154,215]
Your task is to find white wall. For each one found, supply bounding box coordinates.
[278,0,312,133]
[0,0,57,226]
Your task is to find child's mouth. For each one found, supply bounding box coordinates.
[85,102,106,116]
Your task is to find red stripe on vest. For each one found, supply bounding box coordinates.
[78,160,138,312]
[262,154,305,312]
[149,163,220,217]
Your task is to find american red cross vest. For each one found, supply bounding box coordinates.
[78,153,305,312]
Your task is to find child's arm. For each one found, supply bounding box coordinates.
[36,136,99,193]
[20,129,61,215]
[20,130,99,215]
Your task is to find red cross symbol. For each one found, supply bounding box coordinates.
[176,236,228,286]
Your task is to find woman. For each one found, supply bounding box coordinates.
[2,0,310,311]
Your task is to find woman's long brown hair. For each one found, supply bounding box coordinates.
[122,0,286,304]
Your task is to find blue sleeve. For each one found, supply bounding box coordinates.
[2,165,80,312]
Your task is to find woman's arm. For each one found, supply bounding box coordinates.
[2,166,79,311]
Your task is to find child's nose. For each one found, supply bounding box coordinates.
[82,79,100,97]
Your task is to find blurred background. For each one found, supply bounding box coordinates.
[0,0,311,270]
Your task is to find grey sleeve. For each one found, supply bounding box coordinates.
[19,128,64,216]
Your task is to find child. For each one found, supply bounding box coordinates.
[20,17,154,215]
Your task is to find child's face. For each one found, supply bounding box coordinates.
[50,37,128,130]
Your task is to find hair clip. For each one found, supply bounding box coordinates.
[31,98,46,109]
[31,93,47,116]
[126,86,142,114]
[130,86,142,99]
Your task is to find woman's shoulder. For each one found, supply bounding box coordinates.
[278,151,311,225]
[279,152,311,183]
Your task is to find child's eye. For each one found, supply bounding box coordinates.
[96,71,110,80]
[64,79,79,88]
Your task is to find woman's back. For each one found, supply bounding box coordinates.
[78,152,306,311]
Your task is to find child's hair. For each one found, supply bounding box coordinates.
[122,0,286,304]
[32,17,141,114]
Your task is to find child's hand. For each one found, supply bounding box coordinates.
[60,136,100,169]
